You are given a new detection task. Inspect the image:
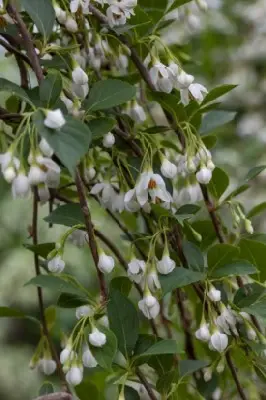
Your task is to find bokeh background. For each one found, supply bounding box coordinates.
[1,0,266,398]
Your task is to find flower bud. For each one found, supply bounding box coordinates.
[160,157,178,179]
[244,218,254,234]
[216,359,225,373]
[65,16,78,32]
[39,358,57,375]
[177,70,194,88]
[130,102,146,123]
[38,185,50,204]
[39,138,54,157]
[82,347,98,368]
[54,5,67,24]
[66,365,83,386]
[127,258,146,283]
[3,166,16,183]
[203,367,212,382]
[72,66,88,85]
[156,254,175,275]
[195,323,210,342]
[209,330,228,353]
[28,165,47,185]
[207,286,221,302]
[103,132,115,148]
[85,167,96,181]
[138,294,160,319]
[75,305,94,320]
[98,252,115,273]
[12,173,30,198]
[247,327,256,341]
[48,255,65,273]
[44,109,66,129]
[60,345,74,364]
[89,327,107,347]
[196,167,212,184]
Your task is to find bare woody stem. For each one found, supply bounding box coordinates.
[136,368,157,400]
[75,169,107,302]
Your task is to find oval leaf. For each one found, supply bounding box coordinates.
[21,0,55,38]
[44,203,84,227]
[159,268,205,295]
[39,71,63,108]
[210,260,257,278]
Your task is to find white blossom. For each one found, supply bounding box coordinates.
[38,358,56,375]
[3,166,16,183]
[85,166,96,181]
[103,132,115,148]
[65,16,78,32]
[44,109,66,129]
[196,167,212,184]
[66,366,83,386]
[160,157,177,179]
[12,173,30,198]
[189,83,208,102]
[247,327,256,341]
[70,0,90,14]
[72,65,88,85]
[135,169,172,207]
[127,258,146,283]
[138,294,160,319]
[98,252,115,273]
[112,192,126,213]
[209,331,228,353]
[39,138,54,157]
[89,327,106,347]
[129,102,146,123]
[82,347,98,368]
[72,82,89,99]
[90,182,116,208]
[76,305,94,320]
[156,255,175,275]
[212,388,222,400]
[195,323,210,342]
[60,346,74,364]
[150,60,170,86]
[28,165,47,185]
[207,286,221,302]
[147,270,161,292]
[38,185,50,204]
[48,255,65,273]
[54,6,67,24]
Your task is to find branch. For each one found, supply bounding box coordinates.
[75,169,107,302]
[0,37,32,66]
[136,368,157,400]
[225,353,247,400]
[200,184,224,243]
[33,394,73,400]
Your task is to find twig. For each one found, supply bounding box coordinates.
[200,184,224,243]
[136,368,157,400]
[0,37,32,66]
[75,169,107,302]
[225,353,247,400]
[33,394,72,400]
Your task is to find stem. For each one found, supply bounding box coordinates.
[75,169,107,302]
[32,189,69,391]
[200,184,224,243]
[136,368,157,400]
[34,394,72,400]
[225,353,247,400]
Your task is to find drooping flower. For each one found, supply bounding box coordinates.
[89,327,106,347]
[156,254,175,275]
[66,365,83,386]
[207,286,221,302]
[135,169,172,207]
[12,173,30,198]
[196,167,212,184]
[106,4,127,27]
[189,83,208,103]
[138,294,160,319]
[90,182,116,208]
[28,165,47,185]
[147,270,161,292]
[82,347,98,368]
[98,251,115,273]
[39,138,54,157]
[70,0,90,14]
[54,5,67,24]
[75,305,94,320]
[60,345,74,364]
[195,323,210,342]
[72,65,88,85]
[127,258,146,283]
[48,255,65,273]
[209,330,228,353]
[160,157,177,179]
[129,101,146,123]
[103,132,115,148]
[44,109,66,129]
[65,16,78,32]
[38,358,57,375]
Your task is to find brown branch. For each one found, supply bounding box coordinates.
[225,353,247,400]
[33,393,73,400]
[200,184,224,243]
[75,169,107,302]
[0,106,22,122]
[0,37,32,66]
[136,368,157,400]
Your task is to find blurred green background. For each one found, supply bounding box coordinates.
[1,0,266,398]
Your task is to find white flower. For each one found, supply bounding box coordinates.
[157,255,175,275]
[76,305,94,320]
[195,323,210,342]
[39,358,56,375]
[54,6,67,24]
[212,388,222,400]
[60,346,73,364]
[129,102,146,123]
[207,286,221,302]
[82,347,98,368]
[138,294,160,319]
[160,158,177,179]
[40,157,61,188]
[135,169,172,206]
[89,327,106,347]
[3,166,16,183]
[147,270,161,292]
[177,70,194,89]
[70,0,90,14]
[0,151,12,171]
[39,138,54,157]
[12,173,30,198]
[124,189,141,212]
[149,60,169,86]
[127,258,146,283]
[48,255,65,273]
[65,16,78,32]
[28,165,47,185]
[90,182,116,208]
[38,185,50,204]
[72,66,88,85]
[72,82,89,99]
[44,109,66,129]
[69,230,88,247]
[85,166,96,181]
[157,77,173,93]
[196,167,212,184]
[112,192,126,213]
[247,327,256,341]
[98,252,115,273]
[189,83,208,103]
[66,366,83,386]
[103,132,115,148]
[216,306,237,334]
[209,331,228,353]
[106,5,127,28]
[203,367,212,382]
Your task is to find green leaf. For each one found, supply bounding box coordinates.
[239,239,266,281]
[207,244,239,275]
[45,306,56,331]
[38,382,54,396]
[0,306,26,318]
[159,268,205,295]
[33,111,92,176]
[24,242,55,259]
[57,293,89,308]
[156,370,179,394]
[176,204,201,215]
[44,203,84,227]
[202,84,237,105]
[210,260,257,279]
[247,202,266,219]
[25,275,82,295]
[179,360,209,378]
[244,165,266,182]
[223,184,250,202]
[183,241,205,272]
[200,111,236,134]
[201,134,217,149]
[207,167,229,199]
[243,300,266,319]
[39,71,63,108]
[107,289,139,358]
[21,0,55,38]
[90,327,117,370]
[136,339,182,359]
[0,78,31,104]
[124,386,140,400]
[85,79,136,111]
[88,117,116,141]
[234,283,266,308]
[134,334,156,357]
[109,277,132,297]
[75,380,99,400]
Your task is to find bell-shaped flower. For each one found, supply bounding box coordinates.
[196,167,212,184]
[149,60,169,86]
[247,327,256,341]
[127,258,146,283]
[129,101,146,123]
[189,83,208,103]
[124,189,141,212]
[85,166,96,181]
[195,322,210,342]
[89,327,107,347]
[98,251,115,273]
[12,173,30,198]
[138,293,160,319]
[90,182,116,208]
[28,165,47,185]
[70,0,90,14]
[209,330,228,353]
[103,132,115,148]
[147,270,161,292]
[60,345,74,364]
[39,358,57,375]
[39,138,54,157]
[135,169,172,207]
[72,65,88,85]
[54,5,67,24]
[157,77,173,93]
[68,229,88,247]
[160,157,177,179]
[157,253,175,275]
[65,16,78,32]
[48,255,65,273]
[72,82,89,99]
[106,4,127,27]
[44,109,66,130]
[66,365,83,386]
[75,305,94,320]
[82,347,98,368]
[38,185,50,205]
[112,192,126,213]
[207,286,221,302]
